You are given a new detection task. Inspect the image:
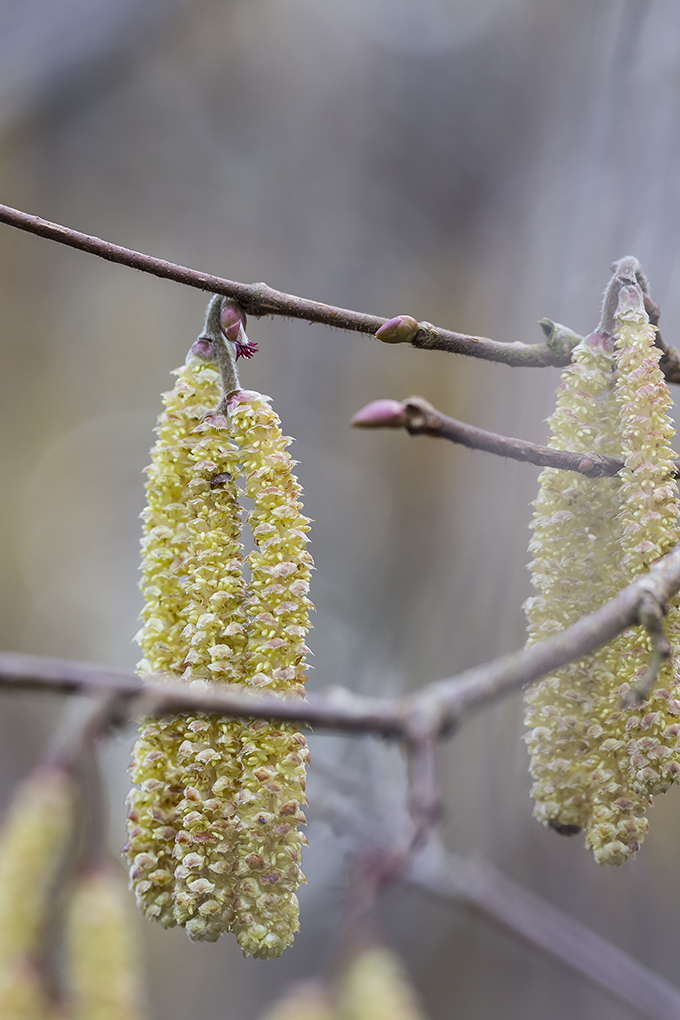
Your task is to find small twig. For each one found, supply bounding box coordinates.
[352,396,633,478]
[622,592,672,707]
[404,737,441,850]
[408,839,680,1020]
[3,202,676,376]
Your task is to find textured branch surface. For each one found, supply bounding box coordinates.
[409,840,680,1020]
[3,539,680,737]
[0,202,610,371]
[352,396,630,477]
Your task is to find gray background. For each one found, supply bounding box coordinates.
[1,1,680,1017]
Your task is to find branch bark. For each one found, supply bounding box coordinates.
[3,541,680,739]
[0,202,628,372]
[352,396,632,477]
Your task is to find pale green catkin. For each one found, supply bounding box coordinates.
[126,340,313,956]
[525,330,624,837]
[125,350,228,928]
[526,277,680,864]
[337,947,429,1020]
[66,867,147,1020]
[228,390,312,959]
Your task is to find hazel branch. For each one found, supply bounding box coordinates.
[3,201,677,377]
[409,840,680,1020]
[411,540,680,730]
[352,396,634,477]
[3,541,680,739]
[622,593,673,707]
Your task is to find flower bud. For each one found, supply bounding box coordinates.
[351,400,407,429]
[220,299,247,343]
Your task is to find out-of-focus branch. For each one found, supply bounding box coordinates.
[409,839,680,1020]
[2,202,675,375]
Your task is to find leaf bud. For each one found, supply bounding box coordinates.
[375,316,419,344]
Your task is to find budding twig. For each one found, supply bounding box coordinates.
[3,202,680,378]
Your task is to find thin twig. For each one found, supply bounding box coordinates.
[0,202,604,371]
[352,396,633,477]
[622,593,672,707]
[408,839,680,1020]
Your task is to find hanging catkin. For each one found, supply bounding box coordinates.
[66,866,147,1020]
[125,298,312,955]
[525,260,680,864]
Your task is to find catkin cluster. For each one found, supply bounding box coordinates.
[525,273,680,863]
[0,766,146,1020]
[259,946,429,1020]
[125,328,313,958]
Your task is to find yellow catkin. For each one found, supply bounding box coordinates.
[582,280,680,863]
[258,982,337,1020]
[337,947,428,1020]
[228,390,312,959]
[525,331,624,835]
[168,411,249,941]
[125,350,224,927]
[526,275,680,865]
[0,766,74,968]
[66,866,147,1020]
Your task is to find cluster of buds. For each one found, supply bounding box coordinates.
[125,296,313,957]
[258,944,429,1020]
[0,764,146,1019]
[525,259,680,864]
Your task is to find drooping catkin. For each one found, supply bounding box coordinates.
[525,269,680,864]
[0,766,75,968]
[126,309,313,955]
[337,946,428,1020]
[0,766,75,1019]
[125,347,226,928]
[228,390,312,959]
[525,330,624,836]
[258,982,336,1020]
[66,866,147,1020]
[582,280,680,862]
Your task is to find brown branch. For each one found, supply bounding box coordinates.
[3,540,680,741]
[0,202,587,370]
[409,840,680,1020]
[352,396,628,477]
[418,541,680,730]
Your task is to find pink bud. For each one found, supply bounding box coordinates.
[220,299,247,343]
[190,337,214,358]
[375,315,419,344]
[351,399,407,428]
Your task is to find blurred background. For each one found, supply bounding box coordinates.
[1,0,680,1017]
